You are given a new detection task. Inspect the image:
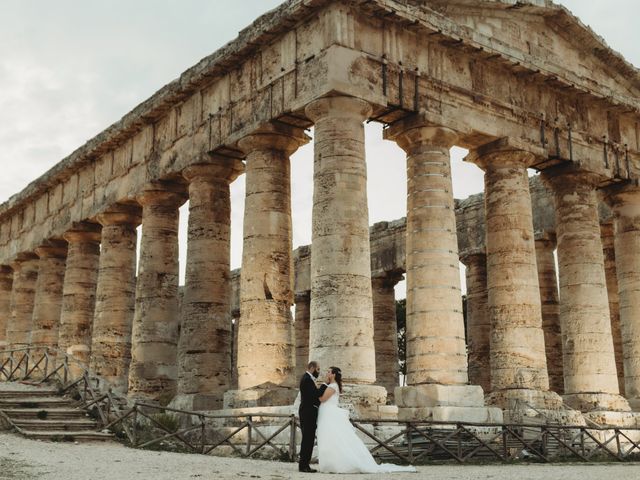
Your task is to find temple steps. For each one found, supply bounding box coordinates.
[0,382,113,442]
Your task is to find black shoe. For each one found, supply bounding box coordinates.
[298,466,317,473]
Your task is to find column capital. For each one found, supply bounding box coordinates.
[371,271,404,289]
[183,157,244,184]
[305,96,372,123]
[383,115,458,152]
[238,123,310,157]
[541,164,604,192]
[459,249,486,267]
[63,222,102,244]
[10,252,39,270]
[465,137,542,171]
[534,230,557,246]
[603,181,640,211]
[137,181,188,208]
[96,203,142,227]
[35,240,68,259]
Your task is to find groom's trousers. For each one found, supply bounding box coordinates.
[298,405,318,468]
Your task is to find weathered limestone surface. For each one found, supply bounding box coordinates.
[234,124,307,397]
[58,223,101,368]
[386,120,468,387]
[461,252,491,394]
[294,292,310,381]
[543,166,629,413]
[601,222,625,395]
[306,96,376,386]
[90,204,141,392]
[174,160,243,411]
[30,243,67,351]
[128,182,186,403]
[372,274,401,399]
[535,232,564,395]
[607,185,640,411]
[0,266,13,348]
[468,142,556,409]
[6,255,39,347]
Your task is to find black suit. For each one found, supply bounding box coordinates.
[298,373,326,469]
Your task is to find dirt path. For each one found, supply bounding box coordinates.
[1,432,639,480]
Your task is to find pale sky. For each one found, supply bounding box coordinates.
[0,1,638,295]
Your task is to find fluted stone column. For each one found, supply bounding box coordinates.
[58,223,101,368]
[7,254,39,347]
[294,291,311,381]
[461,252,491,394]
[386,121,468,387]
[306,96,386,408]
[0,266,13,349]
[372,274,401,399]
[468,141,559,411]
[607,184,640,410]
[542,165,629,413]
[535,232,564,395]
[31,242,67,352]
[91,204,141,392]
[601,222,625,395]
[128,182,186,403]
[230,124,307,407]
[173,159,243,411]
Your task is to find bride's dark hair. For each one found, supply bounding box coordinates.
[330,366,343,393]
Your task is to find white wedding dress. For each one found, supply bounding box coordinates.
[316,383,416,474]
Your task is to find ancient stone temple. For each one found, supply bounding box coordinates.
[1,0,639,427]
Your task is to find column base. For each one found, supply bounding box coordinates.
[394,384,503,423]
[169,393,223,411]
[563,392,631,412]
[223,385,298,409]
[583,410,639,427]
[487,388,564,410]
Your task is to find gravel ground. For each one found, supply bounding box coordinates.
[1,432,639,480]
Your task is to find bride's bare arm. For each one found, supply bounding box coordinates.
[319,386,336,403]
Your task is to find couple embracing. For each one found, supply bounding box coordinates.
[298,361,416,474]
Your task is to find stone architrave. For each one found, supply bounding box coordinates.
[31,242,68,352]
[228,124,308,408]
[128,182,187,403]
[467,140,561,411]
[0,266,13,349]
[600,222,625,395]
[58,223,101,369]
[90,204,141,392]
[371,273,402,399]
[305,96,386,409]
[461,252,491,394]
[6,254,39,347]
[173,159,243,411]
[294,291,311,381]
[607,184,640,411]
[534,232,564,395]
[542,165,629,413]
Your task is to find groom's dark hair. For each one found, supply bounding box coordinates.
[307,361,319,370]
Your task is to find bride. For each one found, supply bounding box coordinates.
[316,366,416,474]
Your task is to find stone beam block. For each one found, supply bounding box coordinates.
[397,406,504,424]
[395,385,485,408]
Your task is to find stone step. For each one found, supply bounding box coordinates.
[11,418,98,432]
[20,429,113,442]
[2,407,91,420]
[0,397,77,409]
[0,388,60,398]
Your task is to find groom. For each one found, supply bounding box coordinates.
[298,360,326,473]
